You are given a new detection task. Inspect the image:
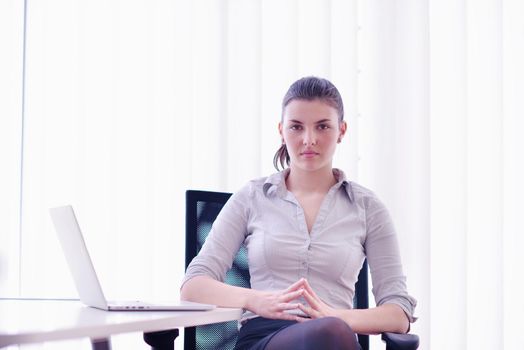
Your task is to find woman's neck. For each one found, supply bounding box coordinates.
[285,165,336,195]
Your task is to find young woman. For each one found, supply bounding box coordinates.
[181,77,416,350]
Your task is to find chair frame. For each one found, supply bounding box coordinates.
[184,190,234,350]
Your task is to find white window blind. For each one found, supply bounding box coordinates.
[1,0,523,349]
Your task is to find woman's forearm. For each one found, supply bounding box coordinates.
[182,277,410,333]
[336,303,409,335]
[181,275,256,309]
[181,276,306,322]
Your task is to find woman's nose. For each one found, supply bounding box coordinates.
[302,130,317,146]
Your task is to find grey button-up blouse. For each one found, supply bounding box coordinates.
[182,168,417,324]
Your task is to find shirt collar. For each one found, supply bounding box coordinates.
[263,168,354,202]
[263,168,290,198]
[332,168,354,202]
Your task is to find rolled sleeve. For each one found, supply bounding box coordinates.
[364,193,417,323]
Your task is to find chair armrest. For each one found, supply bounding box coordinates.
[381,332,419,350]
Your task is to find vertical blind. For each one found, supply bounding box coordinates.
[0,0,24,299]
[0,0,522,349]
[429,1,524,349]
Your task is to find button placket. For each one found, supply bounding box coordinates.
[310,186,337,236]
[296,204,309,237]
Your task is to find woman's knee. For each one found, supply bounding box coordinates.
[304,317,359,349]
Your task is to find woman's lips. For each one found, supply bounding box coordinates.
[301,151,319,158]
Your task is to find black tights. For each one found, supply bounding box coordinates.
[264,317,360,350]
[235,317,361,350]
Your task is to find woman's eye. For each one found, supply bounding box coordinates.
[290,125,302,131]
[318,124,330,130]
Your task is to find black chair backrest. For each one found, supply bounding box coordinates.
[185,190,369,350]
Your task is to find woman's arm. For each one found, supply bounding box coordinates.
[181,275,305,321]
[296,278,409,334]
[335,303,409,334]
[181,275,253,308]
[362,192,417,328]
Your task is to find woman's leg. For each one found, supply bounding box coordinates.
[264,317,361,350]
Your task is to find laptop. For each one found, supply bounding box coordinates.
[49,205,215,311]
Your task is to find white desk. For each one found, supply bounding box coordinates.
[0,299,242,349]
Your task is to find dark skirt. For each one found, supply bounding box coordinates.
[233,316,362,350]
[233,317,297,350]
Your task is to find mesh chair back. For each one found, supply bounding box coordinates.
[185,190,369,350]
[185,191,250,350]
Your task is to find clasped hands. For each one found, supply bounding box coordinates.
[248,278,339,322]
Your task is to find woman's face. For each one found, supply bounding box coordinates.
[279,99,346,173]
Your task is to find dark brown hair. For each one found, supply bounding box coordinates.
[273,76,344,170]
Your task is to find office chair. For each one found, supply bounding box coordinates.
[183,190,419,350]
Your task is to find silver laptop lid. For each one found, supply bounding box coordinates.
[49,205,109,310]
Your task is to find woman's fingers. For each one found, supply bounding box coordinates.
[297,303,319,319]
[276,302,300,310]
[274,311,303,322]
[300,279,319,299]
[256,280,331,322]
[280,288,304,302]
[284,278,319,301]
[283,278,306,293]
[301,289,320,309]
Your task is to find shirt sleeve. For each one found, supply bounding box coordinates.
[181,183,251,289]
[363,192,418,323]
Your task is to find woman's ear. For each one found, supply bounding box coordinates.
[338,121,347,142]
[278,122,283,139]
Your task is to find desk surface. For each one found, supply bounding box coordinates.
[0,299,243,348]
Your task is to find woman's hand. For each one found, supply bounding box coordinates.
[245,279,305,321]
[295,278,340,322]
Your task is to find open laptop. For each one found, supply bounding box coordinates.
[49,205,215,311]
